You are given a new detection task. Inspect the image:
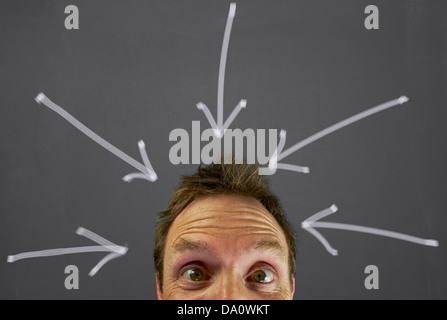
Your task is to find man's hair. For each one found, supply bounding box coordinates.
[153,162,296,290]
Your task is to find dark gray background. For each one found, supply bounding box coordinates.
[1,0,446,300]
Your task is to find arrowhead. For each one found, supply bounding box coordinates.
[259,129,309,175]
[301,221,310,229]
[301,205,340,256]
[197,100,247,140]
[302,205,338,228]
[88,250,127,277]
[122,140,158,182]
[213,129,224,139]
[77,227,128,276]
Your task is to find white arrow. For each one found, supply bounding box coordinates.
[7,227,128,277]
[262,96,410,175]
[35,93,157,183]
[302,205,439,256]
[196,3,247,139]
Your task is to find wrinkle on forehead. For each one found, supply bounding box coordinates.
[166,195,288,255]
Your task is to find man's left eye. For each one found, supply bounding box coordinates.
[250,269,274,284]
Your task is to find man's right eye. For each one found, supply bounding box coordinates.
[183,268,203,281]
[182,267,208,282]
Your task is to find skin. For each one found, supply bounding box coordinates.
[157,194,295,300]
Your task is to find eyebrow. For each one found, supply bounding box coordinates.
[253,240,287,259]
[172,238,212,254]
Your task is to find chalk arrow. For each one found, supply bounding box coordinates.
[7,227,128,277]
[196,3,247,139]
[35,93,157,183]
[261,96,410,175]
[302,205,439,256]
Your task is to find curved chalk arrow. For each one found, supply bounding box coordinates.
[35,93,158,183]
[261,96,410,175]
[197,3,247,139]
[7,227,128,277]
[302,205,439,256]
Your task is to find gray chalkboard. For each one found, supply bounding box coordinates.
[1,0,446,300]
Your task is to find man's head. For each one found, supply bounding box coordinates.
[153,162,296,300]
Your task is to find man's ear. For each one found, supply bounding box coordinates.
[291,276,296,300]
[156,272,163,300]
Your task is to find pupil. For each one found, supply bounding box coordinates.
[253,270,266,282]
[189,269,203,281]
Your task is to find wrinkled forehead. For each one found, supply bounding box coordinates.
[166,195,288,250]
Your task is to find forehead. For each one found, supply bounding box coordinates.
[165,195,288,252]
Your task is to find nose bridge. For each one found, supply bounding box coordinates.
[215,268,244,300]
